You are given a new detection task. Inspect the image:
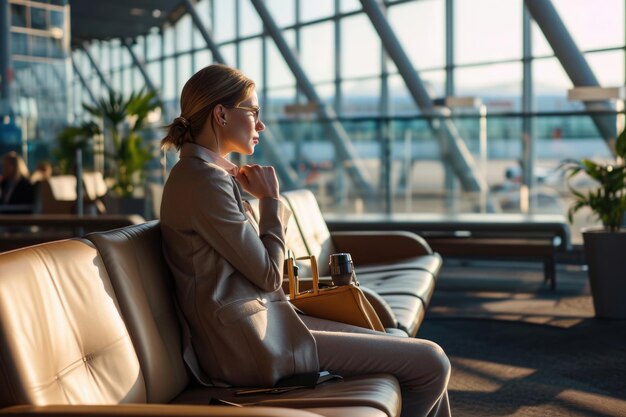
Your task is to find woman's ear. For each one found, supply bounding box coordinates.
[213,104,227,127]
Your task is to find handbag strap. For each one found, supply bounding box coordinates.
[288,255,319,300]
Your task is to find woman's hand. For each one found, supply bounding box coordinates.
[236,164,279,199]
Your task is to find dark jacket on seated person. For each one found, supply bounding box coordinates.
[0,177,35,213]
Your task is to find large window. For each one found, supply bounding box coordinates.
[64,0,626,239]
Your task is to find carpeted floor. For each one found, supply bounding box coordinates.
[417,260,626,417]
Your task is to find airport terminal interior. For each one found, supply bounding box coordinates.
[0,0,625,416]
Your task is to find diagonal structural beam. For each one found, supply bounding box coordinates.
[121,38,162,102]
[250,0,374,197]
[525,0,617,153]
[183,0,299,189]
[183,0,226,64]
[359,0,489,202]
[71,54,98,105]
[80,42,113,94]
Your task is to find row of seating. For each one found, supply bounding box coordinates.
[261,190,442,336]
[0,189,441,416]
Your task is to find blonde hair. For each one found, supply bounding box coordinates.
[162,64,256,151]
[2,151,29,180]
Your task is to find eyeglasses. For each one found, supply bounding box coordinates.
[231,105,261,123]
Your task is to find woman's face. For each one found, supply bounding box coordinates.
[222,90,265,156]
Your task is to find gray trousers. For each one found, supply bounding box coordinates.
[301,316,451,417]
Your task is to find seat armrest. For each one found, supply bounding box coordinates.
[331,231,433,264]
[359,286,398,329]
[0,405,324,417]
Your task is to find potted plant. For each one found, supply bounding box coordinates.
[562,128,626,319]
[83,89,160,199]
[53,121,99,174]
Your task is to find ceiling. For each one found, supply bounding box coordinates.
[69,0,188,47]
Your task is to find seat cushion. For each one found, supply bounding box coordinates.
[380,295,426,337]
[0,239,145,407]
[173,374,401,417]
[356,254,442,279]
[359,270,436,304]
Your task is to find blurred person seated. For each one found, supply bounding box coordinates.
[30,161,53,185]
[0,151,35,213]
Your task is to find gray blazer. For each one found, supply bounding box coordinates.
[160,143,318,387]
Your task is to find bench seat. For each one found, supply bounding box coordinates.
[0,222,402,417]
[277,190,442,337]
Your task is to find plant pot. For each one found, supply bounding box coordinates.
[582,229,626,319]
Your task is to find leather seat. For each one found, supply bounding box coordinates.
[0,228,397,417]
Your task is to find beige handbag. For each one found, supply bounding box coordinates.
[287,255,385,332]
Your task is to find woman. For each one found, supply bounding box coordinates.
[160,64,451,417]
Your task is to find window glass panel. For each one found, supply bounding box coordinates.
[341,78,380,115]
[133,36,144,59]
[163,26,175,56]
[317,83,335,107]
[30,35,47,60]
[148,62,161,94]
[120,44,131,67]
[214,0,236,42]
[266,32,295,89]
[147,30,161,61]
[111,70,122,92]
[267,86,296,118]
[388,0,445,70]
[10,4,27,27]
[110,40,122,71]
[11,33,27,55]
[133,68,144,92]
[341,15,380,79]
[176,14,193,53]
[552,0,624,51]
[389,74,419,115]
[532,57,574,112]
[265,0,295,28]
[194,49,213,71]
[301,22,334,83]
[177,53,192,95]
[220,44,237,67]
[586,50,625,86]
[531,21,553,57]
[340,0,361,13]
[31,7,47,30]
[300,0,334,22]
[240,39,263,88]
[50,9,64,30]
[456,63,522,113]
[240,0,262,37]
[122,67,132,92]
[455,0,521,64]
[195,0,213,29]
[163,58,176,100]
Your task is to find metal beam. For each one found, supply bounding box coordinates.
[359,0,489,201]
[522,3,534,209]
[525,0,617,152]
[80,42,113,93]
[71,54,98,105]
[121,38,162,101]
[250,0,374,197]
[182,0,226,64]
[0,0,10,106]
